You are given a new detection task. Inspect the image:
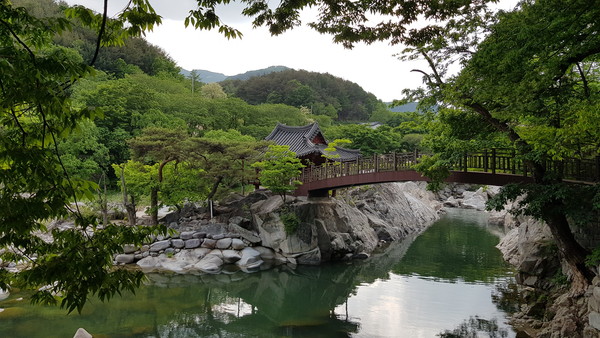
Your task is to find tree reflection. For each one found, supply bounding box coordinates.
[438,316,510,338]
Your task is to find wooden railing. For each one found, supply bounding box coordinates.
[300,149,600,184]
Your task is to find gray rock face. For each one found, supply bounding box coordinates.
[231,238,246,250]
[73,328,93,338]
[185,239,201,249]
[222,250,242,263]
[237,247,263,267]
[250,182,440,264]
[253,246,275,260]
[461,188,488,210]
[122,244,138,254]
[496,204,560,289]
[201,238,217,249]
[171,239,185,249]
[180,231,195,240]
[0,288,9,301]
[150,240,171,252]
[137,256,161,270]
[216,238,232,249]
[194,254,223,273]
[115,254,135,264]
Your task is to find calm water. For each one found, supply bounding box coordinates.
[0,209,517,337]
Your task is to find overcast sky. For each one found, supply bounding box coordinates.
[63,0,517,102]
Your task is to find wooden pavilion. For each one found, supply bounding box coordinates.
[265,122,361,165]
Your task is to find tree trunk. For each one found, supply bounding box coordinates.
[119,165,137,226]
[150,187,159,226]
[101,173,108,226]
[543,200,594,295]
[206,176,223,201]
[126,195,137,226]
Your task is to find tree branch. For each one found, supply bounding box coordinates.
[90,0,109,66]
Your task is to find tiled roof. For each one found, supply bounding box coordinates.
[265,122,361,161]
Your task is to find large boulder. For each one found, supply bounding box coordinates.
[496,210,560,289]
[194,254,224,273]
[250,182,441,264]
[461,187,488,210]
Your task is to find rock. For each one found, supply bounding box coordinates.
[296,247,321,265]
[216,238,232,249]
[590,312,600,331]
[137,256,161,270]
[0,288,9,301]
[73,328,92,338]
[231,238,246,250]
[222,250,242,264]
[185,239,201,249]
[115,254,135,264]
[194,254,224,273]
[212,234,225,240]
[149,240,171,252]
[237,247,263,267]
[201,238,217,249]
[254,246,276,260]
[461,188,488,210]
[443,196,459,208]
[193,232,207,239]
[164,248,175,255]
[208,249,224,259]
[122,244,138,254]
[171,239,185,249]
[225,223,261,244]
[180,231,195,240]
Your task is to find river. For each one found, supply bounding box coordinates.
[0,208,518,337]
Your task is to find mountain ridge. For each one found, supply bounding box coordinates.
[180,66,290,83]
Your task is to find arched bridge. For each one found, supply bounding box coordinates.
[294,150,600,197]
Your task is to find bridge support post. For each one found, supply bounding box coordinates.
[511,150,516,174]
[491,148,496,174]
[484,150,488,172]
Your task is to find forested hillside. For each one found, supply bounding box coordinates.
[221,69,388,121]
[13,0,181,78]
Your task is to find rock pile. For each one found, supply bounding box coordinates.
[115,227,292,274]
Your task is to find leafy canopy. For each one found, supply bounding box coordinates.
[252,145,305,202]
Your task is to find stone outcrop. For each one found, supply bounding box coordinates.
[116,182,441,274]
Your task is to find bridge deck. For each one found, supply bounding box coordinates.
[294,151,599,197]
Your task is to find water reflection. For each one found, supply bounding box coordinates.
[0,209,516,337]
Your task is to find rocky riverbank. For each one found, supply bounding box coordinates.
[116,182,442,274]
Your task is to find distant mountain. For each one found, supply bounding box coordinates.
[220,69,385,121]
[180,66,290,83]
[388,102,418,112]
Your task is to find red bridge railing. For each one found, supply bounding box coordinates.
[300,150,600,184]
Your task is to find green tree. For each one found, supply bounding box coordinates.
[58,120,110,181]
[189,129,266,201]
[252,145,305,202]
[0,0,164,312]
[128,127,190,225]
[324,124,403,155]
[159,161,207,212]
[402,0,600,292]
[200,82,227,99]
